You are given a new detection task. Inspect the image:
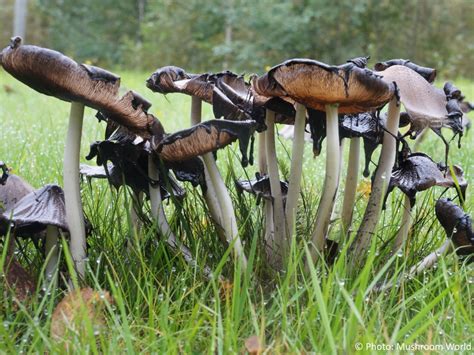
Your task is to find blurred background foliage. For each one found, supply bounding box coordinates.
[1,0,473,78]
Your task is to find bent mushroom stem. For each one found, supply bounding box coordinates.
[310,104,340,261]
[190,96,226,244]
[202,153,247,269]
[392,195,413,253]
[265,109,287,266]
[340,137,360,237]
[285,102,307,236]
[351,97,401,264]
[44,225,59,284]
[64,101,87,281]
[409,239,452,275]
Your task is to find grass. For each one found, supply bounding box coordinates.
[0,70,473,353]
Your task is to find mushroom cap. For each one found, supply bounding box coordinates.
[235,173,289,202]
[84,124,185,200]
[374,59,436,83]
[375,65,463,136]
[252,58,395,113]
[156,119,257,167]
[435,198,474,257]
[0,174,34,213]
[0,37,157,138]
[146,66,264,125]
[1,184,69,234]
[388,152,467,205]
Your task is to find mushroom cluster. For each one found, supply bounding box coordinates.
[1,38,472,291]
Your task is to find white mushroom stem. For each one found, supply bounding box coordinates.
[340,137,360,236]
[352,97,401,261]
[265,109,287,264]
[202,153,247,268]
[258,132,274,246]
[64,101,87,280]
[310,104,340,260]
[44,225,59,283]
[392,195,413,253]
[190,96,225,243]
[285,102,306,236]
[326,140,345,239]
[409,239,452,275]
[148,156,213,279]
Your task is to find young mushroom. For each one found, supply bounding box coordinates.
[252,57,396,264]
[435,198,473,260]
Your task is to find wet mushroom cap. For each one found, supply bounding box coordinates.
[0,174,34,213]
[374,59,436,83]
[0,37,158,138]
[435,198,474,257]
[156,119,257,166]
[252,58,395,113]
[1,184,69,234]
[388,153,467,205]
[235,173,289,202]
[375,65,463,136]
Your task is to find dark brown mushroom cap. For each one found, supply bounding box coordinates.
[252,58,395,114]
[156,119,257,167]
[0,37,157,138]
[1,184,69,234]
[374,59,436,83]
[435,198,474,257]
[375,65,463,137]
[388,153,467,206]
[235,173,289,203]
[0,173,34,213]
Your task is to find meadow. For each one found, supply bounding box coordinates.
[0,70,473,353]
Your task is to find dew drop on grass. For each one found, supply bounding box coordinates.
[3,321,9,329]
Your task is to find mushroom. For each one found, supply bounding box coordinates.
[352,63,465,263]
[435,198,473,259]
[253,57,396,263]
[386,151,467,252]
[374,59,437,83]
[0,37,159,279]
[407,197,474,276]
[1,181,71,285]
[147,66,261,268]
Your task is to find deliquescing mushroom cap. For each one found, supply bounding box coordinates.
[435,198,474,257]
[156,119,257,167]
[1,184,69,234]
[375,65,463,137]
[374,59,437,83]
[0,37,158,138]
[388,152,467,206]
[252,58,396,114]
[235,173,289,203]
[146,66,262,123]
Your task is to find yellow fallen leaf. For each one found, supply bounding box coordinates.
[245,335,264,355]
[50,287,113,346]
